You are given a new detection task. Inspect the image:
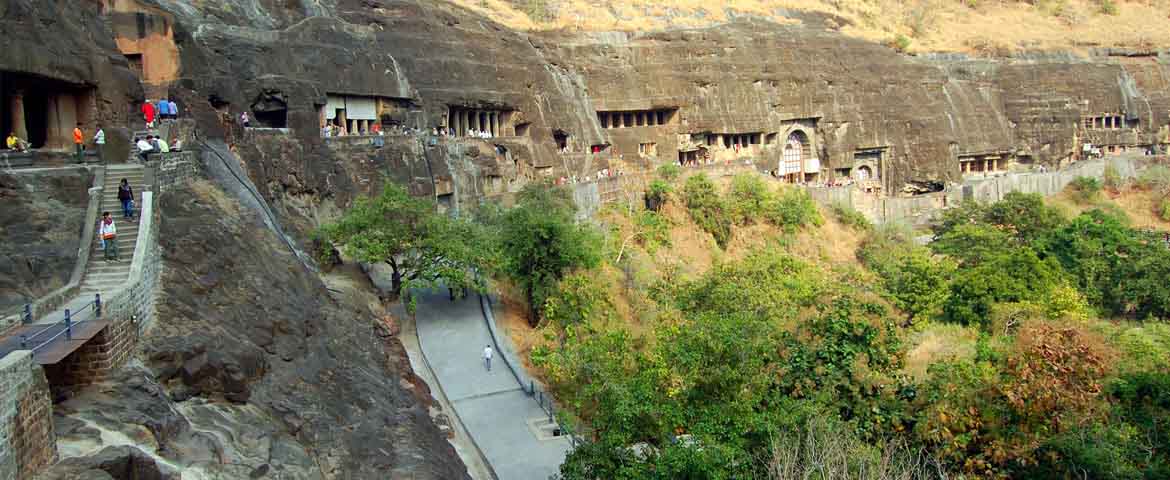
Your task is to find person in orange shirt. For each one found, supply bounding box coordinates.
[73,123,84,162]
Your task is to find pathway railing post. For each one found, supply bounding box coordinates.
[95,293,102,317]
[65,309,72,340]
[20,334,27,349]
[23,304,31,324]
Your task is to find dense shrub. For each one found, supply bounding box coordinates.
[1067,176,1102,203]
[859,227,954,322]
[943,246,1064,328]
[765,187,823,232]
[932,192,1065,245]
[831,202,872,230]
[682,174,733,248]
[727,173,771,224]
[915,322,1114,476]
[656,164,682,181]
[1135,165,1170,195]
[644,179,671,212]
[1040,209,1170,319]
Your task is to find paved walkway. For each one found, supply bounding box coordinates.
[415,289,571,480]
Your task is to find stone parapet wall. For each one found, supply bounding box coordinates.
[0,351,56,480]
[808,155,1163,225]
[155,151,202,192]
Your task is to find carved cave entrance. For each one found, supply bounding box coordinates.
[780,130,811,183]
[1,71,95,150]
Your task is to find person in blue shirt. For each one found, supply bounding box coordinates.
[168,100,178,119]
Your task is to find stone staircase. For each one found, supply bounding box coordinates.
[79,164,145,297]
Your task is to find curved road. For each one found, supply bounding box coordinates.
[414,289,571,480]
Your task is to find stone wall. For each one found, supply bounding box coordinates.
[0,351,56,480]
[810,155,1163,225]
[155,151,201,191]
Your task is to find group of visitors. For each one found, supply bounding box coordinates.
[134,135,170,162]
[98,178,136,262]
[6,124,106,162]
[142,99,179,127]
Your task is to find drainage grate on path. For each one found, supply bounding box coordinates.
[527,417,566,441]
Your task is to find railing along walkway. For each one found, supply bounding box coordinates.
[0,294,108,364]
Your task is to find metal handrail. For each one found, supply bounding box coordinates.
[529,378,587,448]
[19,293,102,353]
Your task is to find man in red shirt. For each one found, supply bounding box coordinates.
[142,101,156,128]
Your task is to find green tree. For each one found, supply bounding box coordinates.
[318,184,492,301]
[943,246,1064,328]
[500,184,600,325]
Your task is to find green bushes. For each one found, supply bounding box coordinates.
[682,174,733,247]
[831,202,872,230]
[943,246,1064,328]
[766,187,823,232]
[859,225,954,322]
[1068,175,1102,203]
[656,163,682,181]
[683,173,823,248]
[645,179,671,212]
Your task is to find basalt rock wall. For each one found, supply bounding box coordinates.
[126,0,1169,228]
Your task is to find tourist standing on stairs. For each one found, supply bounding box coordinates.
[118,179,135,220]
[93,124,106,163]
[142,100,156,128]
[73,123,84,162]
[483,344,493,371]
[99,212,119,262]
[168,99,179,119]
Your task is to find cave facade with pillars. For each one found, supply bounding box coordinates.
[0,72,96,151]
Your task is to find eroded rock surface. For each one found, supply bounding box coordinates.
[0,169,92,310]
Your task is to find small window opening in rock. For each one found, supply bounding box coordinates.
[515,122,531,138]
[554,131,569,151]
[208,94,230,112]
[765,133,778,144]
[124,54,144,79]
[251,91,288,128]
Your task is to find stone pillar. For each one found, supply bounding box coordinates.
[9,90,28,142]
[338,109,348,134]
[45,95,63,149]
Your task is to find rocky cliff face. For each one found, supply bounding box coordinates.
[130,0,1169,220]
[5,0,1170,478]
[0,169,92,312]
[41,180,468,479]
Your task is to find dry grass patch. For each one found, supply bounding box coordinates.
[449,0,1170,53]
[903,322,980,381]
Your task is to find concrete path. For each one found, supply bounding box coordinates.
[415,289,571,480]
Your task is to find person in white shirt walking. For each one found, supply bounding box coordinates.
[93,124,106,163]
[483,344,493,372]
[99,212,119,262]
